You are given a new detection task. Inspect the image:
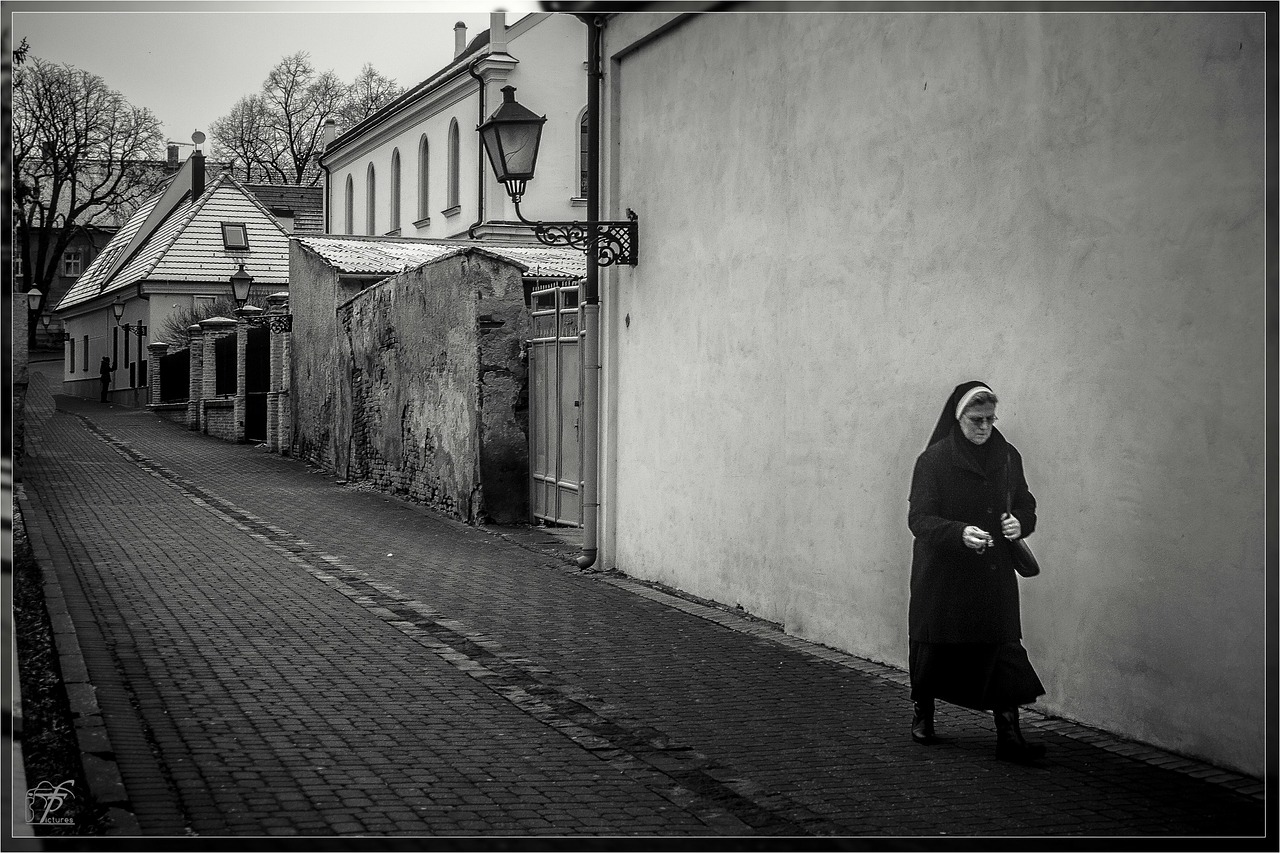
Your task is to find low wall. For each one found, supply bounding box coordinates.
[150,402,189,427]
[202,398,236,442]
[338,251,531,524]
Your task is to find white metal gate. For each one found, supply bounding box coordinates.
[528,278,582,526]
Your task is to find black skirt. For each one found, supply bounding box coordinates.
[909,640,1045,710]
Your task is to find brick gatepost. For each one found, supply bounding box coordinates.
[265,293,291,453]
[147,342,170,407]
[199,317,236,436]
[186,324,204,430]
[234,307,263,444]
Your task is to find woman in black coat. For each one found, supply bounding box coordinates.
[99,356,113,403]
[907,380,1045,763]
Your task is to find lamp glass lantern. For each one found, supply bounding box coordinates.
[26,288,42,313]
[111,297,125,323]
[230,263,254,308]
[477,86,547,202]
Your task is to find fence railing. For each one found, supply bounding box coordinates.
[158,348,190,403]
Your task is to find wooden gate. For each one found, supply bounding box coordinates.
[244,325,269,443]
[528,278,582,526]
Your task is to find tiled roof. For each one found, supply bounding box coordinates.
[56,192,165,310]
[244,184,325,234]
[56,171,292,312]
[296,235,587,280]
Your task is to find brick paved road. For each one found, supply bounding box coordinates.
[15,393,1269,841]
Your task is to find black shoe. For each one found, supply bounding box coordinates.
[911,699,938,744]
[994,707,1046,763]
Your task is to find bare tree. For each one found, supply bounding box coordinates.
[212,53,402,187]
[12,55,166,341]
[210,94,274,183]
[339,63,404,129]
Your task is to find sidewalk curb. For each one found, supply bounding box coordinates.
[15,483,142,836]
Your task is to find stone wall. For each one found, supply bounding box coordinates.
[12,293,29,460]
[337,251,531,524]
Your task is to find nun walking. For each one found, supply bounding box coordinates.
[907,380,1046,763]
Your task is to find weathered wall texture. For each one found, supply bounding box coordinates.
[294,246,531,523]
[599,13,1266,776]
[289,242,366,474]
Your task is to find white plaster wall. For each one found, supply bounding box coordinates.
[326,13,585,239]
[599,12,1265,775]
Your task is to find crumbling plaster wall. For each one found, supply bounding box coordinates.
[289,242,367,472]
[336,251,531,523]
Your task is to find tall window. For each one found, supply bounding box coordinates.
[417,135,430,222]
[82,335,89,371]
[344,175,354,234]
[69,337,75,373]
[63,249,83,277]
[447,119,460,210]
[366,163,377,235]
[579,109,589,198]
[390,148,401,232]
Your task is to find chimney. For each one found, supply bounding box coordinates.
[321,118,337,152]
[192,149,205,198]
[167,144,179,171]
[454,21,467,58]
[489,12,507,53]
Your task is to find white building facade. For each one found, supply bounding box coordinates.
[321,12,587,244]
[589,10,1266,778]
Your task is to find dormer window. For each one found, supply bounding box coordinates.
[221,222,250,250]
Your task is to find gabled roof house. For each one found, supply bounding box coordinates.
[54,151,308,405]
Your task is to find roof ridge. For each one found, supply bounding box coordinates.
[125,173,232,286]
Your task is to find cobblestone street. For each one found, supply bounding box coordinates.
[13,381,1268,842]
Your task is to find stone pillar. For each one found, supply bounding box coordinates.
[234,308,261,444]
[265,293,290,453]
[200,317,236,434]
[187,324,204,430]
[147,342,169,407]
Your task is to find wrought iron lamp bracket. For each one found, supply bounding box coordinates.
[511,197,638,267]
[241,314,293,334]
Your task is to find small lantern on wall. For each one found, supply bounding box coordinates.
[112,297,147,337]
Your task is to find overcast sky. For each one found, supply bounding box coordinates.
[7,1,544,151]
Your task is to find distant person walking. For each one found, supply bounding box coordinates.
[906,380,1046,763]
[99,356,113,403]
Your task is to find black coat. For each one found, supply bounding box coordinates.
[908,428,1036,644]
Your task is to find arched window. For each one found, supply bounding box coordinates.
[390,148,401,232]
[366,163,376,235]
[578,108,589,198]
[344,175,354,234]
[417,135,430,222]
[447,119,460,210]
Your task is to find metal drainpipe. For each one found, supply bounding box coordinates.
[576,15,605,570]
[321,160,332,233]
[467,55,486,239]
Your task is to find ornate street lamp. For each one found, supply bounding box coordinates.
[229,263,292,332]
[229,263,254,309]
[112,297,147,337]
[41,312,71,343]
[478,86,637,266]
[26,287,42,314]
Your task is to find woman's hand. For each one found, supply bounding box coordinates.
[1000,512,1022,540]
[963,526,994,552]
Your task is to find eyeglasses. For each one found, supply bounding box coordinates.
[965,415,998,426]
